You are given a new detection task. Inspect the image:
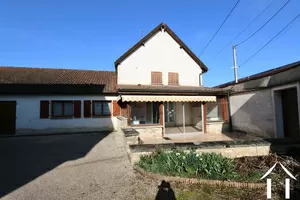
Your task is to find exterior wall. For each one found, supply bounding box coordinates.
[206,122,229,133]
[117,30,202,86]
[229,89,275,138]
[130,126,162,140]
[0,95,118,135]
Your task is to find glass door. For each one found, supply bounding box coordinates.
[164,102,175,127]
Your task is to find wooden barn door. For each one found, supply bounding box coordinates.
[0,101,16,135]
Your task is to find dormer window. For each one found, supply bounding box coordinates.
[168,72,179,85]
[151,72,162,85]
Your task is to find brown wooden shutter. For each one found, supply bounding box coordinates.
[74,101,81,118]
[159,102,163,125]
[112,100,120,116]
[120,102,128,118]
[168,73,173,85]
[151,72,162,85]
[221,97,227,121]
[203,103,207,134]
[40,101,49,119]
[84,100,91,118]
[168,72,179,85]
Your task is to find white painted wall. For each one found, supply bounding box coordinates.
[0,95,118,135]
[229,90,275,138]
[117,30,202,86]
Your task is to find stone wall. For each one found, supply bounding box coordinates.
[206,122,229,133]
[130,145,271,164]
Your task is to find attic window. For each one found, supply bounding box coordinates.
[151,72,162,85]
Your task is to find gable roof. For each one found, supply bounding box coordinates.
[114,23,208,73]
[0,66,117,94]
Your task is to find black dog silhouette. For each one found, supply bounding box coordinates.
[155,180,176,200]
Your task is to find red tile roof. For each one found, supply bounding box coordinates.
[0,66,117,93]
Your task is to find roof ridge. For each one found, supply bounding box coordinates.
[114,22,208,73]
[0,66,115,73]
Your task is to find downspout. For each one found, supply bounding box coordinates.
[199,73,203,86]
[227,91,233,132]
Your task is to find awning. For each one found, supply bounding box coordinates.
[118,95,216,102]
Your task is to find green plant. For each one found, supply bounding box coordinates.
[138,149,237,180]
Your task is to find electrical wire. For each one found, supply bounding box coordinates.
[214,0,276,57]
[199,0,241,57]
[236,0,290,46]
[240,12,300,67]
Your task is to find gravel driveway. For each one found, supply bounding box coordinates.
[0,131,156,200]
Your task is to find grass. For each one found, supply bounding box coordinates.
[174,183,268,200]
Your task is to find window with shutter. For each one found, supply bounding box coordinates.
[51,101,73,117]
[92,101,112,117]
[151,72,162,85]
[168,72,179,85]
[40,101,49,119]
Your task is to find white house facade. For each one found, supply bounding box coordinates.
[0,23,230,137]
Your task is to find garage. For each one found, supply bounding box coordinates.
[0,101,16,135]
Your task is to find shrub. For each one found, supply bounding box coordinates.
[138,149,237,180]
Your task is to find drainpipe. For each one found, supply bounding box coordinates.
[227,92,233,132]
[199,73,203,86]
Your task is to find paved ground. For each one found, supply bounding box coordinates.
[0,131,157,200]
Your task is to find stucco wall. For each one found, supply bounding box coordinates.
[229,89,275,138]
[117,30,202,86]
[0,95,118,135]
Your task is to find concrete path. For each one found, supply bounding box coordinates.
[0,131,155,200]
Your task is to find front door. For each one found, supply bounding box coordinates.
[164,102,175,127]
[0,101,16,135]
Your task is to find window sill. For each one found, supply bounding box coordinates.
[151,83,163,85]
[91,115,112,118]
[51,116,73,119]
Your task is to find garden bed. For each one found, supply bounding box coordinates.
[137,149,300,184]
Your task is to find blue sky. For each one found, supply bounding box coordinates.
[0,0,299,86]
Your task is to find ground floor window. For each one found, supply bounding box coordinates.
[130,102,160,125]
[52,101,74,117]
[206,98,225,122]
[92,101,111,117]
[164,102,175,123]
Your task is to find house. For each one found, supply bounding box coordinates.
[0,23,230,136]
[217,61,300,139]
[114,23,229,137]
[0,67,120,135]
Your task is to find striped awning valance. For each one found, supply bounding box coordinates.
[118,95,216,102]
